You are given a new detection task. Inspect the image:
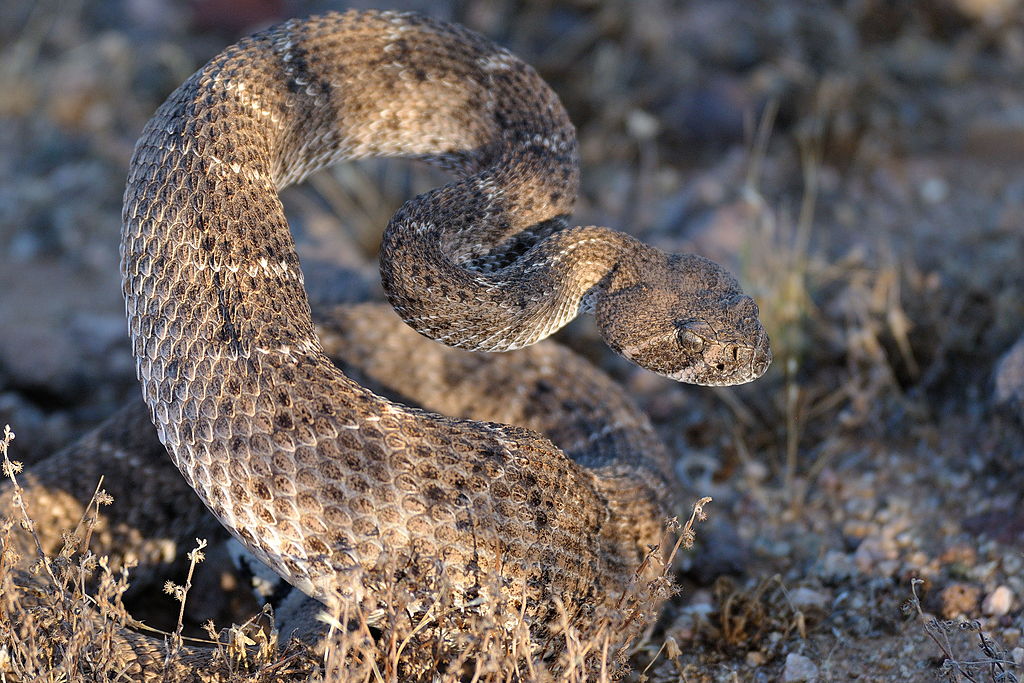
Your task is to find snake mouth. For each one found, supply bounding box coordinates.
[686,331,772,386]
[670,323,772,385]
[666,344,767,386]
[617,325,771,386]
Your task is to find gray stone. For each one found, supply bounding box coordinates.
[982,585,1014,616]
[782,653,819,683]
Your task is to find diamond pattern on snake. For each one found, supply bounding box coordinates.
[4,8,771,679]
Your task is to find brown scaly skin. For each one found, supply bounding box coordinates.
[6,8,769,678]
[595,246,770,386]
[2,304,676,679]
[120,5,770,642]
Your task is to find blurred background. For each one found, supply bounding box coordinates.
[1,0,1023,679]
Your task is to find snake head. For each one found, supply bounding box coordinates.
[595,250,771,386]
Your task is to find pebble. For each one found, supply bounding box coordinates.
[919,177,949,204]
[819,550,858,580]
[982,585,1014,616]
[853,535,898,573]
[625,108,659,140]
[966,106,1024,161]
[994,335,1024,404]
[782,652,819,683]
[790,587,831,612]
[954,0,1024,26]
[939,583,981,618]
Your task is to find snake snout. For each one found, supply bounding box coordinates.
[722,294,771,382]
[701,334,772,385]
[708,342,748,376]
[740,329,773,382]
[753,332,772,375]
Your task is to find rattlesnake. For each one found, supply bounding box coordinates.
[4,8,770,678]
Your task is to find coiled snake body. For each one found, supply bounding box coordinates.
[119,8,770,646]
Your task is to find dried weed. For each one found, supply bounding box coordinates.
[905,579,1020,683]
[1,424,709,681]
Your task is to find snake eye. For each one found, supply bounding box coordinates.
[677,326,705,353]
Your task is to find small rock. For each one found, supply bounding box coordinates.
[854,535,897,573]
[819,550,858,580]
[939,583,981,618]
[625,108,659,140]
[790,587,832,613]
[0,392,73,464]
[919,177,949,204]
[782,652,818,683]
[982,585,1014,616]
[1003,628,1021,647]
[688,589,714,608]
[967,106,1024,161]
[995,334,1024,406]
[937,544,978,565]
[1013,647,1024,668]
[953,0,1022,26]
[664,77,751,148]
[685,520,750,584]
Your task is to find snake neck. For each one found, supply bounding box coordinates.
[380,219,639,351]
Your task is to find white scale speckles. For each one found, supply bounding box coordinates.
[667,367,700,383]
[251,257,298,278]
[525,133,572,153]
[382,14,415,40]
[464,320,526,351]
[274,24,298,61]
[542,236,615,274]
[476,50,517,72]
[218,78,276,121]
[254,337,318,359]
[206,154,243,175]
[275,30,329,99]
[193,261,241,274]
[177,143,267,184]
[188,258,299,282]
[473,176,503,202]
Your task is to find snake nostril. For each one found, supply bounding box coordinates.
[715,362,725,371]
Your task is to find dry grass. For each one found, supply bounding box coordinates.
[312,503,708,682]
[0,423,310,681]
[904,580,1020,683]
[1,421,710,681]
[1,424,133,679]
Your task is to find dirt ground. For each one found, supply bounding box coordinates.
[1,0,1024,680]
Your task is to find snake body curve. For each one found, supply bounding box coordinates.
[120,8,770,637]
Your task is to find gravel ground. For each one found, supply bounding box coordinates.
[2,0,1024,680]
